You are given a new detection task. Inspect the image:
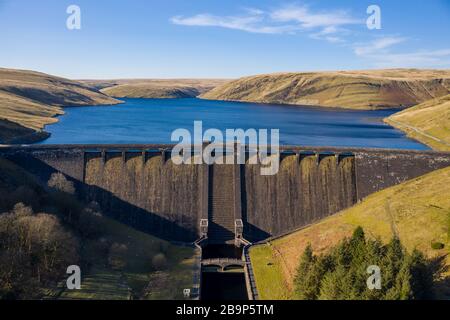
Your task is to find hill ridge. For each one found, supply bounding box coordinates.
[201,69,450,110]
[0,68,121,144]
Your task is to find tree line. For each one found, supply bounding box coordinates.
[294,227,442,300]
[0,172,107,299]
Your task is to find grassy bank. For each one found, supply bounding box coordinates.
[385,94,450,151]
[249,166,450,299]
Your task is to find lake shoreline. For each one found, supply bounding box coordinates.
[37,98,429,150]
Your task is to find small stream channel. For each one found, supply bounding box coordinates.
[200,245,249,300]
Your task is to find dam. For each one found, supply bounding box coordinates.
[2,144,450,243]
[2,144,450,299]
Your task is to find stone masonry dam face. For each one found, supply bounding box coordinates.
[2,145,450,243]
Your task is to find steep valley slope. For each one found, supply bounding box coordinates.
[86,79,230,99]
[386,94,450,151]
[0,68,120,144]
[201,69,450,110]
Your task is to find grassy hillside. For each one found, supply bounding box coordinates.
[0,68,121,144]
[385,94,450,151]
[250,166,450,299]
[92,79,229,99]
[102,83,202,99]
[0,119,49,144]
[47,217,196,300]
[201,69,450,110]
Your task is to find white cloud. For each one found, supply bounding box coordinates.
[271,5,361,29]
[170,4,362,37]
[170,5,450,68]
[320,26,339,35]
[170,13,295,34]
[325,36,345,43]
[372,49,450,68]
[353,37,450,68]
[309,25,351,43]
[354,36,407,56]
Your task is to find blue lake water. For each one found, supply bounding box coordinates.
[39,98,428,149]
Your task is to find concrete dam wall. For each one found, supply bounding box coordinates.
[244,154,357,241]
[83,152,203,241]
[2,145,450,242]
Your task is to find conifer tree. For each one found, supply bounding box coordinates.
[294,244,316,299]
[293,227,436,300]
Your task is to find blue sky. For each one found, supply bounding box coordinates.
[1,0,449,79]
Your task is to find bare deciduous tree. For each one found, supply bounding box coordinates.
[47,172,75,194]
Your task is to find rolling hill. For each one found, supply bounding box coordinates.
[385,94,450,151]
[91,79,229,99]
[0,68,121,144]
[249,165,450,299]
[201,69,450,110]
[0,119,49,144]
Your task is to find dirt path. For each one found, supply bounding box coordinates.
[384,197,399,238]
[388,119,450,147]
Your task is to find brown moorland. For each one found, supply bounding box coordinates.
[0,68,120,144]
[85,79,230,99]
[201,69,450,110]
[386,94,450,151]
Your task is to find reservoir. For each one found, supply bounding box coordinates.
[40,98,428,149]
